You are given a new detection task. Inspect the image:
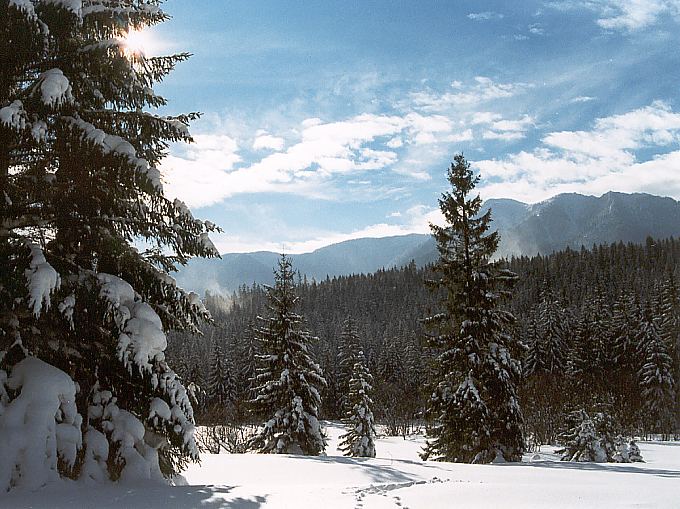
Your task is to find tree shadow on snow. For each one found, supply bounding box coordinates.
[3,485,268,509]
[496,461,680,479]
[287,454,447,485]
[120,485,268,509]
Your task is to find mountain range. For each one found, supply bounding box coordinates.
[174,192,680,295]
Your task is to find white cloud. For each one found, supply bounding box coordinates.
[596,0,679,31]
[528,23,545,35]
[411,76,532,112]
[475,101,680,202]
[482,130,526,141]
[548,0,680,31]
[163,111,462,207]
[162,78,538,209]
[162,134,242,208]
[468,11,505,21]
[252,132,285,151]
[570,95,596,103]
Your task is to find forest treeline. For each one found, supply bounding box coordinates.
[168,235,680,444]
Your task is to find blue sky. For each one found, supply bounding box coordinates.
[147,0,680,253]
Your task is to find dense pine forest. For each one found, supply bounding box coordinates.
[168,235,680,446]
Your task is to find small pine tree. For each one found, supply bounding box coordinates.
[628,440,644,462]
[593,411,618,461]
[338,352,377,458]
[247,255,327,455]
[421,154,524,464]
[557,410,605,462]
[612,435,630,463]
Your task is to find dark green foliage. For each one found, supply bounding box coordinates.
[557,410,625,463]
[637,303,675,435]
[1,0,217,480]
[557,410,604,462]
[420,155,524,463]
[338,317,362,413]
[205,341,237,423]
[168,235,680,440]
[338,351,377,458]
[247,255,327,455]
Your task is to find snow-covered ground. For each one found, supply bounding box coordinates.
[4,422,680,508]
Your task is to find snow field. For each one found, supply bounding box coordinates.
[3,422,679,508]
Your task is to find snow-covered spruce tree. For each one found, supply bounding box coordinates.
[558,410,628,462]
[338,317,362,413]
[0,0,218,488]
[238,321,258,402]
[637,302,675,436]
[523,313,542,377]
[247,255,327,455]
[338,351,377,458]
[205,342,237,423]
[535,285,568,374]
[658,274,680,430]
[557,410,605,462]
[628,440,644,462]
[421,154,524,464]
[607,292,644,433]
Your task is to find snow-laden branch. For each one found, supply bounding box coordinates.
[25,243,61,317]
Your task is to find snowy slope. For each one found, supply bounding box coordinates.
[4,422,679,508]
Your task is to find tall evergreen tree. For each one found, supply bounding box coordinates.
[238,321,258,402]
[247,255,327,455]
[637,303,675,435]
[0,0,217,486]
[338,351,377,458]
[658,274,680,429]
[524,313,542,377]
[421,154,524,463]
[338,317,362,412]
[535,285,568,374]
[207,342,237,410]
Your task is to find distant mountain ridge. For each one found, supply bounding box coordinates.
[174,192,680,295]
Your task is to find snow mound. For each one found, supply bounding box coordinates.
[97,273,166,373]
[38,69,74,107]
[8,0,37,19]
[0,100,27,130]
[0,357,82,492]
[43,0,82,16]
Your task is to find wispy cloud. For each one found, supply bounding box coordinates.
[596,0,680,31]
[468,11,505,21]
[475,101,680,202]
[410,77,533,112]
[163,77,539,209]
[163,112,456,207]
[547,0,680,31]
[481,114,535,141]
[528,23,546,35]
[570,95,596,103]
